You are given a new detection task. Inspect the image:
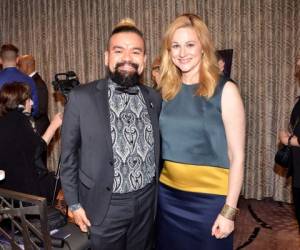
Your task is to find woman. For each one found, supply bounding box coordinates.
[0,82,62,202]
[279,53,300,232]
[156,14,245,250]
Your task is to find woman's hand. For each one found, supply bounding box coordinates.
[42,112,63,145]
[211,214,234,239]
[51,112,63,130]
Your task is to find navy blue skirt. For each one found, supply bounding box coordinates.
[156,183,233,250]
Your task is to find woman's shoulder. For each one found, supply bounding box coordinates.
[217,75,235,89]
[0,111,24,142]
[1,110,34,135]
[7,110,30,124]
[212,75,229,95]
[0,110,22,124]
[211,75,237,101]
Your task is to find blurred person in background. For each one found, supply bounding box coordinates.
[0,44,39,117]
[151,56,161,89]
[0,82,62,202]
[279,52,300,232]
[18,54,50,136]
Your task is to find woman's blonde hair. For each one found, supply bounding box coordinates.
[159,13,220,100]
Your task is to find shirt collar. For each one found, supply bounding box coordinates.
[29,71,37,77]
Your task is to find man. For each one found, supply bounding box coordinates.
[60,19,161,249]
[0,44,39,117]
[151,56,161,89]
[217,55,226,73]
[18,54,50,135]
[216,52,236,84]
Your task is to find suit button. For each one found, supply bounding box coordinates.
[106,187,111,191]
[109,160,113,166]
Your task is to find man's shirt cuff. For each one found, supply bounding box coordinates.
[69,203,82,212]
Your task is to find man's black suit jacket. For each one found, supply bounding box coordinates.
[32,72,50,135]
[60,79,162,225]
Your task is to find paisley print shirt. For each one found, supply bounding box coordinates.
[108,80,155,193]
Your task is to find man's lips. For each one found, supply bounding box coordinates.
[115,62,139,72]
[119,64,136,71]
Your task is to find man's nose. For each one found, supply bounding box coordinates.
[121,50,132,61]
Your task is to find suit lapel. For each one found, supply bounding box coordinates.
[94,80,113,160]
[32,73,39,80]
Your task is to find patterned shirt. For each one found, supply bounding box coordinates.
[108,80,155,193]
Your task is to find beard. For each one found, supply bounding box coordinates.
[108,62,141,88]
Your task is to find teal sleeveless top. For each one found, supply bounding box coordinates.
[159,76,229,168]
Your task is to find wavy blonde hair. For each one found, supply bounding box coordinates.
[159,13,220,100]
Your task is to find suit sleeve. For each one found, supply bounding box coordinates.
[29,77,39,117]
[36,76,49,118]
[60,90,81,206]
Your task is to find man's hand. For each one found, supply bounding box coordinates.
[71,207,91,232]
[211,214,234,239]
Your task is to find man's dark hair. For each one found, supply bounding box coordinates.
[107,19,145,53]
[216,51,225,62]
[111,25,144,39]
[0,44,19,60]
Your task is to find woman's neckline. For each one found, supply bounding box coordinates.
[182,82,198,86]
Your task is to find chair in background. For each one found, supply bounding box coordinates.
[0,188,91,249]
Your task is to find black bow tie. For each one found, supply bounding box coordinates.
[115,86,139,95]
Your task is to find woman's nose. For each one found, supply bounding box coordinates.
[179,47,186,57]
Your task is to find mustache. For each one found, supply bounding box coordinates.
[115,62,139,71]
[108,68,141,88]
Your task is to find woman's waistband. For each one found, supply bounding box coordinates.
[159,160,229,195]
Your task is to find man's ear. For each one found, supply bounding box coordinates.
[138,55,147,74]
[104,51,108,66]
[138,54,147,74]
